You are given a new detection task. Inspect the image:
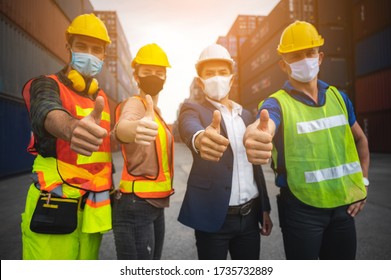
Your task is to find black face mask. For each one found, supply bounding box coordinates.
[138,75,165,96]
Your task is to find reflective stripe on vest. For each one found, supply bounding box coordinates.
[269,86,366,208]
[117,96,174,198]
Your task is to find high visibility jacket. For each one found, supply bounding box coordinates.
[268,86,367,208]
[22,74,112,233]
[116,96,174,199]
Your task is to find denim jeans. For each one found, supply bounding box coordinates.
[278,187,357,260]
[112,193,165,260]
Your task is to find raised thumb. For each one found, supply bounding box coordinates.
[210,110,221,133]
[90,96,105,124]
[257,109,269,132]
[145,94,155,119]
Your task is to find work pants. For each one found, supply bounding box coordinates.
[278,187,357,260]
[21,184,102,260]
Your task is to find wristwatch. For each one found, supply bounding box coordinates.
[363,177,370,187]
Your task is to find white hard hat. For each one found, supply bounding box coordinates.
[195,44,234,75]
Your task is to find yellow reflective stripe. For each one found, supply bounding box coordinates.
[155,117,170,182]
[75,105,110,121]
[119,179,172,193]
[77,152,111,165]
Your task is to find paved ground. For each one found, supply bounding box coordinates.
[1,143,390,260]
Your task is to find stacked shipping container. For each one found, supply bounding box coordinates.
[216,15,263,104]
[239,0,301,113]
[353,0,391,152]
[95,11,137,103]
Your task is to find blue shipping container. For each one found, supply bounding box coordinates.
[0,98,34,177]
[355,26,391,76]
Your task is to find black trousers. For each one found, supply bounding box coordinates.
[194,202,261,260]
[278,187,357,260]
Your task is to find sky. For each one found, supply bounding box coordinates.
[91,0,280,123]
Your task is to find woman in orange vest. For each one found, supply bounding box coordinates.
[113,43,174,260]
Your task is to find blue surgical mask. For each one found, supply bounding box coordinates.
[70,51,104,77]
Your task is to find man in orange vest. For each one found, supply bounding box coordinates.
[21,13,113,259]
[113,43,174,259]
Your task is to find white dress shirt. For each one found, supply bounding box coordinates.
[192,98,259,206]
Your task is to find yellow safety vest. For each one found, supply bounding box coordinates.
[267,86,367,208]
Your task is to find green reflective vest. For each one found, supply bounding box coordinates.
[268,86,366,208]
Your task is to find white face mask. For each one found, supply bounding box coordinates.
[201,75,233,101]
[286,57,319,83]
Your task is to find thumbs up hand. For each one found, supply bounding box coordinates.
[244,109,274,165]
[134,94,159,146]
[195,110,230,162]
[70,95,108,156]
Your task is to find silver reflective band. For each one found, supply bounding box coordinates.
[297,114,348,134]
[305,161,362,183]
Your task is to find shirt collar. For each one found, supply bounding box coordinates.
[206,97,243,115]
[282,79,330,105]
[282,79,330,94]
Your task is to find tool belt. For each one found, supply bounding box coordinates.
[227,198,256,216]
[30,192,81,234]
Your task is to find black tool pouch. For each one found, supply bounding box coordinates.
[30,192,79,234]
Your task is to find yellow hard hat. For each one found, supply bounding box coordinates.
[277,21,324,54]
[66,13,111,44]
[132,43,171,68]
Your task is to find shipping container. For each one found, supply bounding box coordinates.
[0,15,64,100]
[116,59,132,92]
[318,25,350,57]
[227,15,264,38]
[355,68,391,113]
[0,0,69,63]
[240,33,280,84]
[355,25,391,76]
[299,0,316,23]
[117,82,130,103]
[317,0,349,26]
[95,10,135,96]
[54,0,94,21]
[239,0,300,63]
[353,0,391,42]
[0,97,34,178]
[320,56,352,88]
[356,110,391,153]
[96,65,117,101]
[240,63,286,107]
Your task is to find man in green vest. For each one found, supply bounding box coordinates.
[244,21,369,259]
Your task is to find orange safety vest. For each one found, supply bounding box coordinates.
[116,96,174,199]
[22,74,112,196]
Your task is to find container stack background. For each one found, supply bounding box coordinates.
[0,0,136,177]
[352,0,391,153]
